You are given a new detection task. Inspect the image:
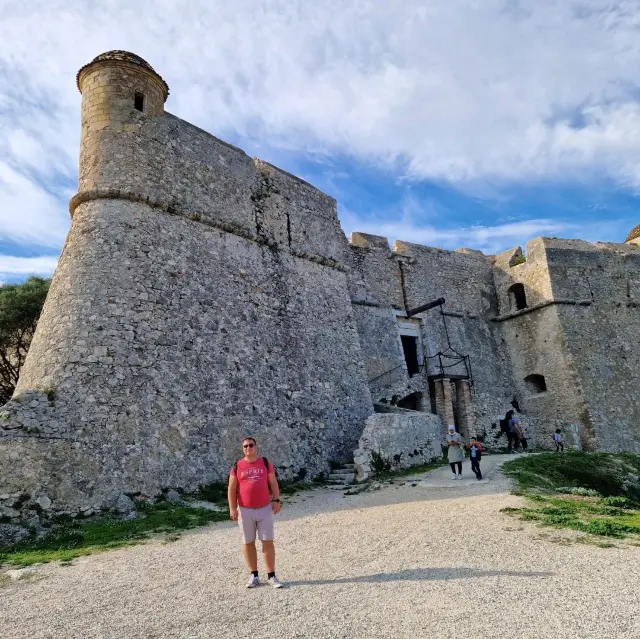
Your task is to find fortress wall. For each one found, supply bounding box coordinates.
[78,112,347,264]
[385,242,520,440]
[253,160,348,264]
[347,234,409,389]
[351,304,406,384]
[543,240,640,451]
[2,197,372,514]
[492,237,555,314]
[495,304,587,449]
[348,233,404,308]
[493,239,590,449]
[393,242,495,316]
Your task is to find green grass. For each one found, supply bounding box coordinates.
[501,452,640,540]
[0,503,227,567]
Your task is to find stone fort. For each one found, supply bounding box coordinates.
[1,51,639,522]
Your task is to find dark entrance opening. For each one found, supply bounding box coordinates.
[508,283,527,311]
[397,392,421,411]
[524,374,547,394]
[401,335,420,377]
[428,378,437,414]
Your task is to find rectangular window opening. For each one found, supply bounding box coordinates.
[134,92,145,112]
[401,335,420,377]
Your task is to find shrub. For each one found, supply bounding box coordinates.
[370,450,392,476]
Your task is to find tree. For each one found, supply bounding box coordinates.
[0,276,51,404]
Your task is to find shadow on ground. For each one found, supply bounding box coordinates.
[284,567,553,587]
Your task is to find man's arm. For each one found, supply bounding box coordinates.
[268,472,281,514]
[228,474,239,521]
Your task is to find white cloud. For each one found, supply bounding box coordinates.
[0,255,58,279]
[340,206,633,255]
[1,1,640,257]
[0,162,70,248]
[340,208,576,254]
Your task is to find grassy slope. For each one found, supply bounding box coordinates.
[0,504,228,567]
[502,452,640,539]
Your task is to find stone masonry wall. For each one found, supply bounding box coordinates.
[346,234,523,447]
[348,233,411,399]
[493,239,589,450]
[353,411,442,481]
[0,80,373,521]
[1,199,373,516]
[391,241,521,442]
[544,239,640,452]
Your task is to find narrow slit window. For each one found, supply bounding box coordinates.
[134,92,145,112]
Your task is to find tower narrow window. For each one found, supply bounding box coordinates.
[134,92,145,112]
[508,283,527,311]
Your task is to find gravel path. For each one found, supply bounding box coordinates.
[2,455,639,639]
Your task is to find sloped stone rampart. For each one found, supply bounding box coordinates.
[1,198,373,527]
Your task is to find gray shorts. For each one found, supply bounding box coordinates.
[238,505,275,543]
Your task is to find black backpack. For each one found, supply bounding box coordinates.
[233,456,271,476]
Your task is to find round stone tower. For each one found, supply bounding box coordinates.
[75,51,169,191]
[625,224,640,247]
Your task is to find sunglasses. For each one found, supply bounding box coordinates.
[243,443,255,449]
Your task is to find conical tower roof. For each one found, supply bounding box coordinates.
[76,50,169,97]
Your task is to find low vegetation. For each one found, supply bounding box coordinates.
[0,503,227,567]
[1,475,328,568]
[0,276,51,403]
[502,452,640,540]
[369,449,448,480]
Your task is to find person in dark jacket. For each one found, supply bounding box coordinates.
[505,410,518,453]
[468,436,483,480]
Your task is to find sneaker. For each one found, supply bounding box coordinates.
[267,575,284,588]
[246,575,260,588]
[452,474,457,480]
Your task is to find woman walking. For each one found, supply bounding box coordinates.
[446,424,464,480]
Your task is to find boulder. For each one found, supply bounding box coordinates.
[0,523,29,546]
[114,494,137,515]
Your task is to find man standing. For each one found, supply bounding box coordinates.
[228,436,283,588]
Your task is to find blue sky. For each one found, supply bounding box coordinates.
[1,1,639,283]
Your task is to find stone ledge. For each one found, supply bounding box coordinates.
[491,298,592,322]
[68,189,347,272]
[351,299,385,308]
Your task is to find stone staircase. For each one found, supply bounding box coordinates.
[326,463,357,489]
